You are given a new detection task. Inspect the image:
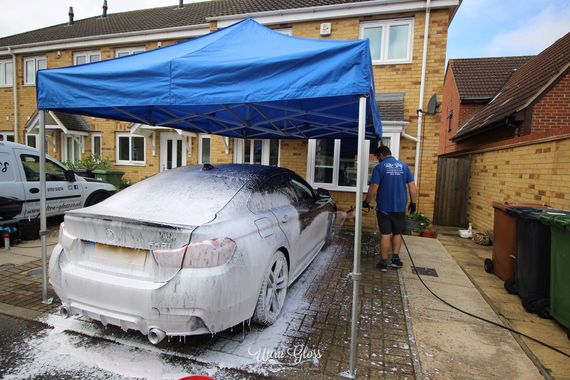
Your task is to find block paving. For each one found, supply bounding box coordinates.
[0,228,416,379]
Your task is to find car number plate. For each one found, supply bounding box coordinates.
[92,243,147,267]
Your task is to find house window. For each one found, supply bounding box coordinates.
[74,51,101,65]
[0,60,13,87]
[308,139,376,191]
[91,134,102,157]
[447,111,453,132]
[0,132,15,142]
[115,47,146,58]
[116,133,145,165]
[234,139,280,166]
[24,56,47,85]
[26,133,38,148]
[360,19,413,64]
[199,134,211,164]
[63,135,83,163]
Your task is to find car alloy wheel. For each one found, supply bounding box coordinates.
[253,250,289,325]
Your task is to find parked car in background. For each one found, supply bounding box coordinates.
[0,141,116,237]
[50,164,336,344]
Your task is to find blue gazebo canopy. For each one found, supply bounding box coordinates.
[37,18,382,139]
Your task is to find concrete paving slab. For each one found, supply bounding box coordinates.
[438,228,570,380]
[400,235,543,380]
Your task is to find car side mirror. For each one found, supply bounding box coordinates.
[316,188,331,199]
[65,169,76,182]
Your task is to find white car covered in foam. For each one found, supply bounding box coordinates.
[49,164,336,344]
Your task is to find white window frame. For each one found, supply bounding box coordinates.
[61,134,86,163]
[0,132,15,142]
[91,133,102,157]
[360,18,414,65]
[198,134,211,164]
[233,138,280,166]
[307,139,372,192]
[0,60,13,87]
[116,132,146,166]
[275,28,292,36]
[115,46,146,58]
[307,128,403,192]
[23,56,47,85]
[73,51,101,65]
[26,132,39,148]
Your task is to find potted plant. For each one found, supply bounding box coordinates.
[406,212,431,235]
[420,224,438,238]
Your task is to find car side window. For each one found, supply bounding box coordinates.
[288,174,315,204]
[20,154,66,182]
[248,174,297,213]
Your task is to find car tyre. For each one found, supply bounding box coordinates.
[85,192,110,207]
[324,212,337,247]
[252,250,289,326]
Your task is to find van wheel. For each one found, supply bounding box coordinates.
[252,251,289,326]
[85,192,110,207]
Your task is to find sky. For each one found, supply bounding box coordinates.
[0,0,568,58]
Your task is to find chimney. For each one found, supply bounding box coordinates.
[68,6,74,26]
[178,0,184,9]
[102,0,108,18]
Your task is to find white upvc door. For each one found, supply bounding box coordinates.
[160,132,187,171]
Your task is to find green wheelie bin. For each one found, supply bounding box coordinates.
[540,212,570,340]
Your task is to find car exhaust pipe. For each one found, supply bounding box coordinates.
[148,328,166,345]
[60,306,71,319]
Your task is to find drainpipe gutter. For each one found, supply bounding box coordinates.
[8,47,18,143]
[414,0,431,189]
[402,132,418,143]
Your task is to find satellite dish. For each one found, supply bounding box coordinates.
[427,94,439,115]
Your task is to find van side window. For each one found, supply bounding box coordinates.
[20,155,66,182]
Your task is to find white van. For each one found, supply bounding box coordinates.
[0,141,116,228]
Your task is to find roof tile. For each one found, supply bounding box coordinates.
[450,56,532,101]
[454,32,570,140]
[0,0,375,48]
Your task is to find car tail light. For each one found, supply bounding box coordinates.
[152,245,188,268]
[182,238,236,268]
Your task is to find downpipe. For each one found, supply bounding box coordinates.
[148,328,167,345]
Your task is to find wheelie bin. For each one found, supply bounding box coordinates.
[486,202,544,283]
[540,212,570,339]
[506,207,553,317]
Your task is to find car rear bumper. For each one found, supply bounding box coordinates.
[49,244,258,337]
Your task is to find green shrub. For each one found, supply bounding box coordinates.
[64,155,111,170]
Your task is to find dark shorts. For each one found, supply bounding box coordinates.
[377,211,406,235]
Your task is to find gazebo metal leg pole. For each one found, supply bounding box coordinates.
[344,96,367,379]
[39,110,50,304]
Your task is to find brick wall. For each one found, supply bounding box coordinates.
[532,72,570,131]
[0,9,453,229]
[467,137,570,230]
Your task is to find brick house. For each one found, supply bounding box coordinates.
[436,32,570,230]
[0,0,461,227]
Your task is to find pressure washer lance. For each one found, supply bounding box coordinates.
[3,233,9,250]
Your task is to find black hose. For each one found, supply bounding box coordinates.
[400,235,570,359]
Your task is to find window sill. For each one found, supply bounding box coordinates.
[114,161,146,167]
[310,183,369,193]
[372,60,412,66]
[23,83,36,87]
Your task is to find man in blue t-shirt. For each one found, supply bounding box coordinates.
[363,145,418,271]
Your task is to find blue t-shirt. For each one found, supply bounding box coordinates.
[370,156,414,212]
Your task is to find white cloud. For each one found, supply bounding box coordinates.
[485,6,570,56]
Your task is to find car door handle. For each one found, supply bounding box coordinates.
[29,188,39,194]
[281,214,289,223]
